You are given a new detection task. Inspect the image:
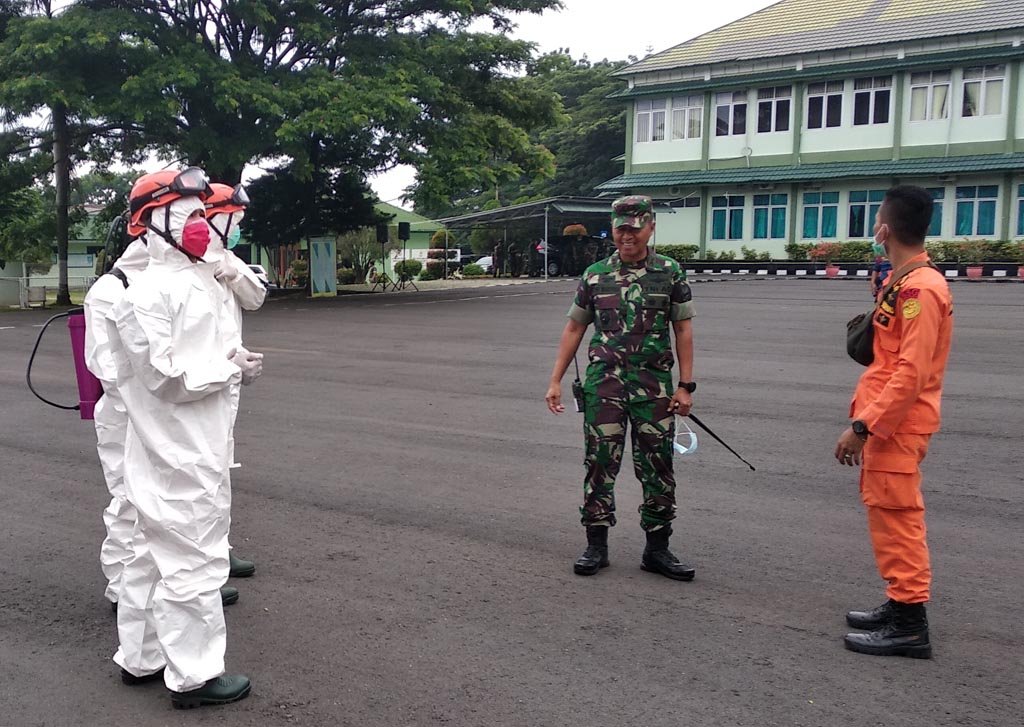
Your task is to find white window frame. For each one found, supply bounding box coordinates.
[756,86,792,133]
[671,95,703,140]
[806,81,844,129]
[715,91,748,136]
[635,99,666,143]
[962,65,1005,118]
[908,70,951,121]
[853,76,892,126]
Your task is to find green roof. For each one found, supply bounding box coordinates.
[596,154,1024,191]
[618,0,1024,75]
[609,46,1024,100]
[374,201,440,230]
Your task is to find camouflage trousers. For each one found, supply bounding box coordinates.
[580,392,677,531]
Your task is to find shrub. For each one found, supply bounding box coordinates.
[784,242,812,260]
[718,250,736,261]
[462,263,485,277]
[758,251,772,261]
[740,245,757,260]
[426,247,457,260]
[563,223,588,236]
[419,266,440,280]
[395,259,422,279]
[656,244,700,262]
[703,250,718,261]
[336,267,357,285]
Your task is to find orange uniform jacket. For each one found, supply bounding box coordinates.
[850,252,954,442]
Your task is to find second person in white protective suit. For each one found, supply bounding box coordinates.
[107,167,261,709]
[204,182,266,578]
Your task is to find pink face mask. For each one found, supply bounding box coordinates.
[180,218,211,259]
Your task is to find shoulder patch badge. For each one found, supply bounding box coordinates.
[899,287,920,300]
[902,298,921,320]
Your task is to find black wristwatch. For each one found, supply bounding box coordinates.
[677,381,697,393]
[851,420,871,440]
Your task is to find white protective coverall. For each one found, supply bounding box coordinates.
[206,211,266,466]
[83,240,151,604]
[108,196,243,692]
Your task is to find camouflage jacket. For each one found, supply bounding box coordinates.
[568,251,694,399]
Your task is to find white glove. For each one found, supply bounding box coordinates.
[215,261,241,283]
[229,347,264,385]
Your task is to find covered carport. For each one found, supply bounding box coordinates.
[435,196,676,280]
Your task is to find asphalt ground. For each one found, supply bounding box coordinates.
[0,278,1021,727]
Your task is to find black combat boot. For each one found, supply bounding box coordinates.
[846,599,896,630]
[844,601,931,659]
[640,527,695,581]
[573,525,609,576]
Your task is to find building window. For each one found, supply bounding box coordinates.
[962,65,1004,117]
[955,185,998,236]
[801,192,839,238]
[671,95,703,140]
[928,188,945,237]
[1017,184,1024,237]
[635,99,666,143]
[712,195,744,240]
[848,190,886,237]
[753,194,788,239]
[807,81,843,129]
[853,76,891,125]
[715,91,747,136]
[909,70,951,121]
[756,86,791,133]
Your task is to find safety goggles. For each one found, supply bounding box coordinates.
[129,167,211,214]
[209,184,250,210]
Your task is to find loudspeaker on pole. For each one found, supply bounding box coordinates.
[398,221,410,241]
[376,224,389,244]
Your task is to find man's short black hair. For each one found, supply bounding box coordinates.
[880,185,933,244]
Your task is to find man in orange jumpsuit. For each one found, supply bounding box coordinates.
[834,185,953,659]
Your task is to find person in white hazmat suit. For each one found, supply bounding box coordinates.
[84,237,243,610]
[83,239,149,608]
[106,167,260,708]
[204,182,266,578]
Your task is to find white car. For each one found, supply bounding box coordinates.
[473,255,493,273]
[248,264,274,288]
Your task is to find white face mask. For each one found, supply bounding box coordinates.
[673,419,698,456]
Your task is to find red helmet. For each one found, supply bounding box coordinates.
[127,167,212,236]
[205,183,250,216]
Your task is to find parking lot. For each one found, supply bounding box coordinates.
[0,278,1021,726]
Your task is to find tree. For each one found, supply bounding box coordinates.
[0,1,144,303]
[84,0,563,189]
[418,51,628,216]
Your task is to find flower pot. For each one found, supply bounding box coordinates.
[1017,265,1024,279]
[966,265,983,279]
[824,265,840,279]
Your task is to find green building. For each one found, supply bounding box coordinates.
[597,0,1024,257]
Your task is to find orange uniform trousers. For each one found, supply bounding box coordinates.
[859,431,932,604]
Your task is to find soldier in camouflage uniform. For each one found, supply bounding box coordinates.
[545,195,697,581]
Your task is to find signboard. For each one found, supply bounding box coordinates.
[309,238,337,297]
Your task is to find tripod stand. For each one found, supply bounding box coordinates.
[370,240,394,293]
[393,240,419,291]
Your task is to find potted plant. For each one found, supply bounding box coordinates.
[957,240,984,279]
[1012,242,1024,279]
[809,242,842,277]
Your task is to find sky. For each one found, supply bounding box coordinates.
[369,0,780,208]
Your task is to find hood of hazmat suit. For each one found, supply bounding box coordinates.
[107,194,242,692]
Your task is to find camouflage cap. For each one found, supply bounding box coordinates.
[611,195,654,229]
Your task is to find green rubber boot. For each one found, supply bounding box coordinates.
[170,674,252,709]
[229,552,256,578]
